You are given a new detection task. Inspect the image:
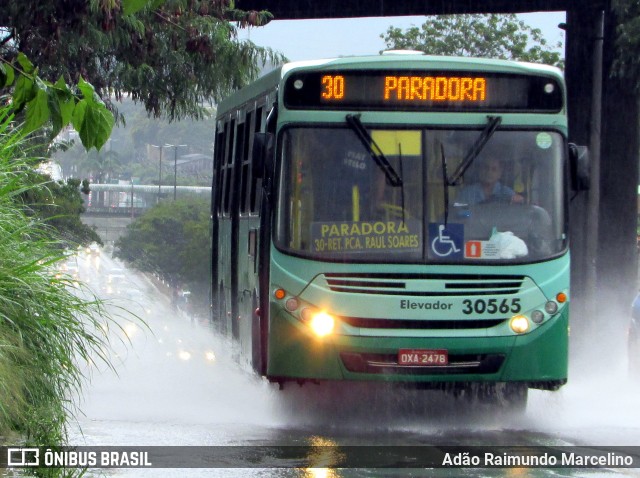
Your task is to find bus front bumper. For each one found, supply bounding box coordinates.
[266,306,568,390]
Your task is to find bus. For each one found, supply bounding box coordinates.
[211,53,589,411]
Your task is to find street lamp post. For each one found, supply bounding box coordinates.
[168,144,187,201]
[150,144,165,203]
[159,147,163,201]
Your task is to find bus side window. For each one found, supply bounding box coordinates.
[240,109,253,214]
[213,122,226,217]
[249,106,264,215]
[229,116,246,215]
[222,119,236,216]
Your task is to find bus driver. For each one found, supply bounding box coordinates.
[456,157,524,205]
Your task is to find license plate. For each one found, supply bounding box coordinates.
[398,349,448,366]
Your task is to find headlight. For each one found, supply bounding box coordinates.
[510,315,530,334]
[275,288,337,338]
[308,311,335,337]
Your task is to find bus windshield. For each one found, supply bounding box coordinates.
[275,127,566,264]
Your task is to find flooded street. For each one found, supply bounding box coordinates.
[68,249,640,477]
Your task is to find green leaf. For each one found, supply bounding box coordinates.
[16,52,35,74]
[48,83,76,140]
[13,75,36,112]
[54,77,75,125]
[0,64,15,88]
[24,86,51,134]
[122,0,156,15]
[71,98,86,134]
[77,77,104,106]
[73,99,115,150]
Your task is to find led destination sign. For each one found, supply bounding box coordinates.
[284,70,563,112]
[322,75,487,103]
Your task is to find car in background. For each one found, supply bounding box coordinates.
[86,242,100,256]
[630,293,640,379]
[107,268,126,284]
[66,262,80,279]
[55,260,79,280]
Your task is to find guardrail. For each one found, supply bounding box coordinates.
[82,206,148,216]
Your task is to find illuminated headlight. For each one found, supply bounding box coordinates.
[510,315,530,334]
[275,288,336,337]
[309,311,335,337]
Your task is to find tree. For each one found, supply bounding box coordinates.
[381,14,564,68]
[78,147,122,183]
[0,54,115,150]
[52,97,217,186]
[0,0,284,134]
[19,174,103,246]
[612,0,640,87]
[114,198,210,290]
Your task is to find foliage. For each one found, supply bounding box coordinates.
[613,0,640,87]
[52,98,216,186]
[381,14,564,68]
[0,0,285,134]
[114,198,210,289]
[76,147,122,182]
[0,105,116,472]
[0,54,115,150]
[18,174,103,247]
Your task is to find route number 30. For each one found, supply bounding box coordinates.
[321,75,345,100]
[462,298,521,315]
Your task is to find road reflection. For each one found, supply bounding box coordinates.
[66,246,640,477]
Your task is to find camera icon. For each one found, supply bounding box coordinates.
[7,448,40,466]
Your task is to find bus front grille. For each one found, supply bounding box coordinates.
[323,273,524,296]
[340,352,504,375]
[340,317,506,330]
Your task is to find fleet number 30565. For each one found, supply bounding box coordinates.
[462,298,521,315]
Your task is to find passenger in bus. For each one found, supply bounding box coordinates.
[456,157,524,205]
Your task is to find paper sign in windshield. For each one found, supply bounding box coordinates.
[311,220,421,253]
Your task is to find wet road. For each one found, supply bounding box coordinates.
[68,249,640,477]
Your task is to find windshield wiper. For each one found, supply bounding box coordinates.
[346,114,403,187]
[447,115,502,186]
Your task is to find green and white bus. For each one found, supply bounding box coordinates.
[212,53,588,410]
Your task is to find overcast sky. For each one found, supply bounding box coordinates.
[238,12,567,62]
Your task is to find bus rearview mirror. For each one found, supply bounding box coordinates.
[569,143,590,191]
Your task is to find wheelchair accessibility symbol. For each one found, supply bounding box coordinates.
[428,223,464,258]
